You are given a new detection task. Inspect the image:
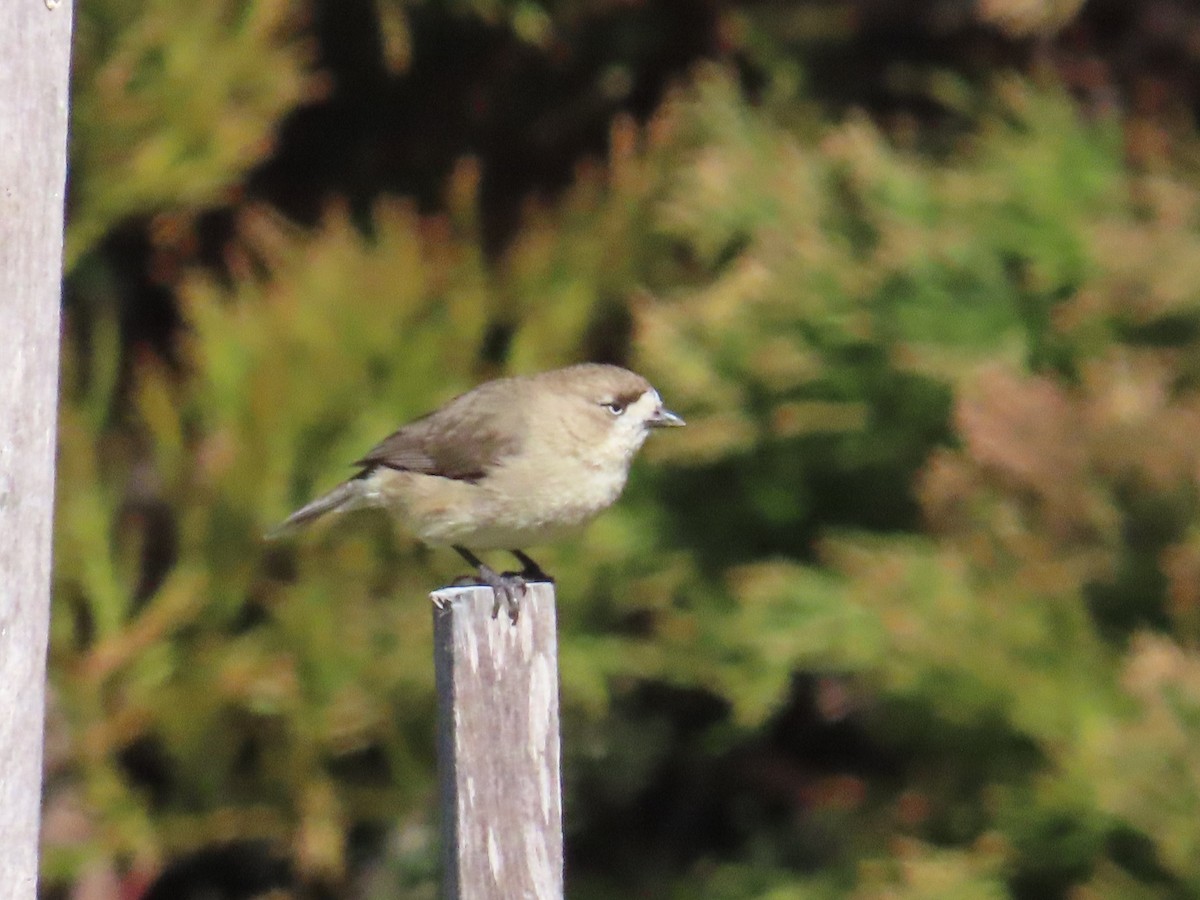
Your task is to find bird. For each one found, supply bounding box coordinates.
[268,363,684,621]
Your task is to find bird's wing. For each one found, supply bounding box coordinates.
[353,386,522,483]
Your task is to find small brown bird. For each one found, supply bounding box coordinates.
[269,363,684,620]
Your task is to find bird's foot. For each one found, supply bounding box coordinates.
[510,550,554,584]
[519,564,554,583]
[448,568,525,622]
[452,545,525,623]
[479,566,526,623]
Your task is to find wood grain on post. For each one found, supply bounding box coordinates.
[432,583,564,900]
[0,0,73,896]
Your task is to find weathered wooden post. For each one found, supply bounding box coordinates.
[0,0,74,896]
[432,583,564,900]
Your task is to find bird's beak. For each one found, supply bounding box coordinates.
[648,406,685,428]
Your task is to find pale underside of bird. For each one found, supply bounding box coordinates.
[269,363,683,621]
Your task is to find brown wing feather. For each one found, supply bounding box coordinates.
[353,382,522,483]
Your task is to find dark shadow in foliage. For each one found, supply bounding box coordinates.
[140,841,295,900]
[567,681,739,885]
[568,675,892,889]
[1100,827,1190,900]
[250,0,720,255]
[116,734,175,812]
[1086,483,1193,642]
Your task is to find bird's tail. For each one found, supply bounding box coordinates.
[265,479,364,540]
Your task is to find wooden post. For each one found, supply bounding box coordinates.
[432,583,564,900]
[0,0,73,896]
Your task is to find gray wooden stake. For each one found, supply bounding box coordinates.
[432,583,564,900]
[0,0,73,896]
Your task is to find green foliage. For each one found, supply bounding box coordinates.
[67,0,313,268]
[52,3,1200,897]
[581,69,1200,898]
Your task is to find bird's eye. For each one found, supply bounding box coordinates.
[601,400,626,416]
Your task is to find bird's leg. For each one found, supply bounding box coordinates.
[453,545,525,623]
[510,550,554,583]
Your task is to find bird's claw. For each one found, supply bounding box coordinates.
[492,573,526,624]
[510,550,554,584]
[450,546,531,624]
[518,563,553,583]
[469,567,525,624]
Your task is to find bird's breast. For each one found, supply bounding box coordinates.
[367,453,630,550]
[488,453,629,529]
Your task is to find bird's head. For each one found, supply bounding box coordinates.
[542,363,684,464]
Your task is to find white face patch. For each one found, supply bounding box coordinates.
[628,389,661,423]
[603,388,659,460]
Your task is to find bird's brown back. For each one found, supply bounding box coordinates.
[354,379,526,483]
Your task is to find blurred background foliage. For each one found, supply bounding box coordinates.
[47,0,1200,897]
